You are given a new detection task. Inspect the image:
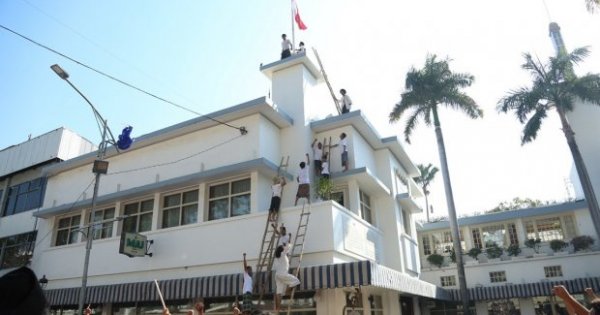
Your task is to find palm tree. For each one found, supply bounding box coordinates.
[414,163,439,222]
[390,54,483,314]
[498,47,600,239]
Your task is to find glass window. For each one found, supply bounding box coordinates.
[487,299,521,315]
[544,265,563,278]
[331,190,345,207]
[440,275,456,287]
[489,271,507,283]
[55,215,81,246]
[3,177,46,216]
[525,216,573,242]
[0,231,37,269]
[208,179,250,221]
[123,199,154,233]
[162,189,199,228]
[359,190,372,224]
[472,229,482,249]
[508,223,519,246]
[402,210,411,235]
[481,224,506,247]
[422,235,432,255]
[91,207,115,240]
[369,295,383,315]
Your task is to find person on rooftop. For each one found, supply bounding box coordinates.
[339,89,352,114]
[281,34,293,59]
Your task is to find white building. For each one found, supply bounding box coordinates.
[417,201,600,315]
[0,128,94,275]
[31,53,451,314]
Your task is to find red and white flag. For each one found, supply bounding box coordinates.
[292,0,307,30]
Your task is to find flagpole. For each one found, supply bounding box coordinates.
[291,0,296,48]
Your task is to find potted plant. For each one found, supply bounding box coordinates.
[427,253,445,268]
[506,244,522,257]
[485,243,503,260]
[524,238,542,254]
[467,247,482,261]
[316,177,333,200]
[571,235,595,252]
[550,239,568,254]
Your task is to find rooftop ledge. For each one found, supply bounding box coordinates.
[260,51,323,81]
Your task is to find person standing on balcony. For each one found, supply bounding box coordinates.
[269,176,286,221]
[330,133,349,172]
[241,253,253,313]
[311,139,323,176]
[321,153,330,179]
[295,153,311,206]
[281,34,293,59]
[339,89,352,114]
[273,243,301,312]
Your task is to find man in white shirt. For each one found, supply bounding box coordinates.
[330,133,349,172]
[339,89,352,114]
[242,253,253,312]
[295,153,310,206]
[281,34,293,59]
[311,139,323,176]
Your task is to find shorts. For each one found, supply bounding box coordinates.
[275,273,300,294]
[269,196,281,213]
[313,160,322,172]
[341,151,348,165]
[242,292,252,310]
[322,173,330,179]
[281,49,291,59]
[296,183,310,198]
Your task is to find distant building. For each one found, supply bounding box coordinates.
[31,53,445,314]
[0,127,94,275]
[418,201,600,315]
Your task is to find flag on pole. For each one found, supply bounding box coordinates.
[292,0,307,30]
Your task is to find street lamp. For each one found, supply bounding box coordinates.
[39,275,48,290]
[51,64,118,315]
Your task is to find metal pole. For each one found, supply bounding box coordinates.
[77,122,107,315]
[291,0,296,49]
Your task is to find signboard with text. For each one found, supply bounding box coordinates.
[119,232,147,258]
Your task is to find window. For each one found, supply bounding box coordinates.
[544,265,563,278]
[3,177,46,216]
[331,190,346,207]
[369,295,383,315]
[402,210,411,235]
[91,207,115,240]
[0,231,36,269]
[162,190,199,228]
[56,214,81,246]
[472,229,482,249]
[440,275,456,287]
[123,199,154,233]
[208,178,250,220]
[422,230,465,256]
[488,299,521,315]
[422,235,432,255]
[525,216,574,242]
[508,223,519,246]
[489,271,507,283]
[481,224,506,247]
[359,190,372,224]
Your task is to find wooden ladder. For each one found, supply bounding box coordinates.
[255,156,289,307]
[286,201,312,315]
[312,47,342,115]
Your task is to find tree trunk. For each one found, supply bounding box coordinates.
[557,107,600,239]
[432,107,471,314]
[424,191,431,222]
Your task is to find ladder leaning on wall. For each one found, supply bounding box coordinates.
[286,200,312,315]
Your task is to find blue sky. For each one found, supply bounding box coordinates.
[2,0,600,217]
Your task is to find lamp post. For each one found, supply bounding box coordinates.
[51,64,116,315]
[39,275,48,290]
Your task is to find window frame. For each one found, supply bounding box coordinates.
[440,275,457,287]
[525,215,576,242]
[122,198,154,234]
[161,189,199,228]
[0,231,37,270]
[359,190,372,224]
[207,177,251,221]
[90,207,116,240]
[3,177,46,216]
[544,265,563,278]
[55,214,82,246]
[489,271,507,283]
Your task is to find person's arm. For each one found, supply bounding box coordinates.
[243,253,248,271]
[553,285,591,315]
[305,153,310,165]
[312,139,317,149]
[281,177,286,186]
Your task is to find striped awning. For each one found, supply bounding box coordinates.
[45,261,372,306]
[449,277,600,301]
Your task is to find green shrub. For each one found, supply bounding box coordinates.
[506,244,521,257]
[427,253,445,268]
[485,243,503,259]
[571,235,594,252]
[467,247,481,260]
[549,239,568,252]
[524,238,541,253]
[317,177,333,200]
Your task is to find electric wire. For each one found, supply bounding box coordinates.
[107,134,244,175]
[0,24,243,132]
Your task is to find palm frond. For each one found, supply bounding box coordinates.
[521,107,548,144]
[403,107,427,144]
[443,93,482,119]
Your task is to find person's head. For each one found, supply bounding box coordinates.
[275,245,285,258]
[273,176,281,184]
[317,142,322,149]
[340,132,347,139]
[245,266,252,276]
[299,161,306,169]
[280,226,287,235]
[340,89,346,95]
[282,34,287,40]
[195,302,205,312]
[299,41,305,47]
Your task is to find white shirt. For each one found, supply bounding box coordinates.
[339,138,348,152]
[243,271,253,293]
[312,144,322,161]
[272,183,283,197]
[273,244,291,275]
[278,234,290,247]
[281,39,292,51]
[298,167,310,184]
[321,161,329,175]
[340,94,352,110]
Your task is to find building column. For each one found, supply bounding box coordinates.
[515,218,527,245]
[0,177,11,217]
[152,192,161,230]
